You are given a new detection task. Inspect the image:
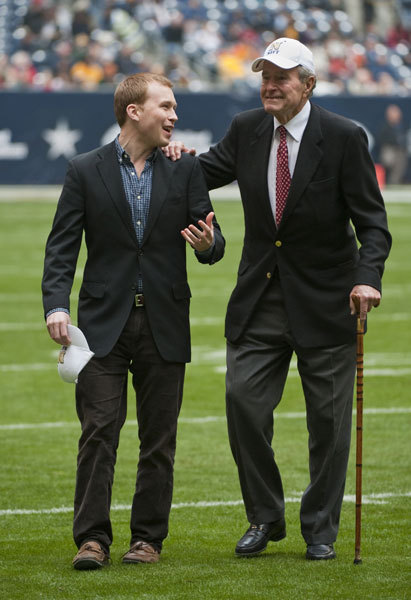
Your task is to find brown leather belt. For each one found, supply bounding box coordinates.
[135,293,145,307]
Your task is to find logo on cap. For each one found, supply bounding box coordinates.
[266,39,287,56]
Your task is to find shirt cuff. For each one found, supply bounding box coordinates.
[46,308,70,318]
[196,239,215,259]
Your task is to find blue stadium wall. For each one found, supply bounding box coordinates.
[0,92,410,184]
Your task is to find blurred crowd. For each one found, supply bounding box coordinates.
[0,0,410,95]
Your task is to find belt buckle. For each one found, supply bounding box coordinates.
[135,293,144,307]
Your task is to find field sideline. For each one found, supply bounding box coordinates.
[0,185,410,599]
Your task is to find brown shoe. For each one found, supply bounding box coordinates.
[72,541,110,570]
[122,541,159,564]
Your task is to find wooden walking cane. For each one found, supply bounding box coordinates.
[354,312,365,565]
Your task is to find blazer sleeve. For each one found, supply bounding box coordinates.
[341,126,392,291]
[198,117,238,191]
[41,160,85,317]
[186,157,225,265]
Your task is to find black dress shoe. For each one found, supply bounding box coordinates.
[306,544,336,560]
[235,519,286,556]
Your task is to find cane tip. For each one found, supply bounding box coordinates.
[353,558,363,565]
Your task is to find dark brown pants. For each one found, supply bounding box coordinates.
[73,305,185,553]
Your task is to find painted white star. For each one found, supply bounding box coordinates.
[42,119,82,160]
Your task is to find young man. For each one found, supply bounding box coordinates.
[42,73,225,569]
[167,38,391,560]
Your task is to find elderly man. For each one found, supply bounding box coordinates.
[168,38,391,560]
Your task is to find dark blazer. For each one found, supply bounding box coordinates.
[42,141,225,361]
[199,103,391,347]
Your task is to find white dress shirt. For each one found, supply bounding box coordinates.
[267,101,311,222]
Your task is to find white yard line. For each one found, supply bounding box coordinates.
[1,312,411,332]
[1,492,410,517]
[0,323,45,331]
[383,189,411,203]
[3,357,411,375]
[372,313,411,321]
[0,421,78,430]
[0,363,55,372]
[0,185,61,200]
[3,315,411,333]
[1,407,410,431]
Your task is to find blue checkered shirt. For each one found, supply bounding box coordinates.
[115,136,155,292]
[115,136,154,247]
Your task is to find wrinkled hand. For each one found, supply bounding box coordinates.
[162,141,196,161]
[350,284,381,322]
[181,211,214,252]
[46,311,72,345]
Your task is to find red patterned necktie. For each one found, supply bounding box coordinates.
[275,125,291,226]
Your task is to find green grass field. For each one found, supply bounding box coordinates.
[0,186,410,600]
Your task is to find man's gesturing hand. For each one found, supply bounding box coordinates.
[181,212,214,252]
[350,284,381,322]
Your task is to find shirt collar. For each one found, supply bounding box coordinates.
[115,135,126,163]
[115,136,158,165]
[274,101,311,142]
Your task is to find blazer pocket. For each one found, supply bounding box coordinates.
[306,177,335,191]
[316,259,356,278]
[79,281,106,299]
[172,281,192,300]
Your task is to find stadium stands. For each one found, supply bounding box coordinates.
[0,0,410,94]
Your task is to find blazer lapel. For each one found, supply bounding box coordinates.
[279,103,323,227]
[142,150,173,245]
[249,113,277,234]
[96,142,138,247]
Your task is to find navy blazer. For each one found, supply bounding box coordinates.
[199,103,391,347]
[42,141,225,360]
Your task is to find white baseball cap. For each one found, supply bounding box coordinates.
[251,38,315,74]
[57,324,94,384]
